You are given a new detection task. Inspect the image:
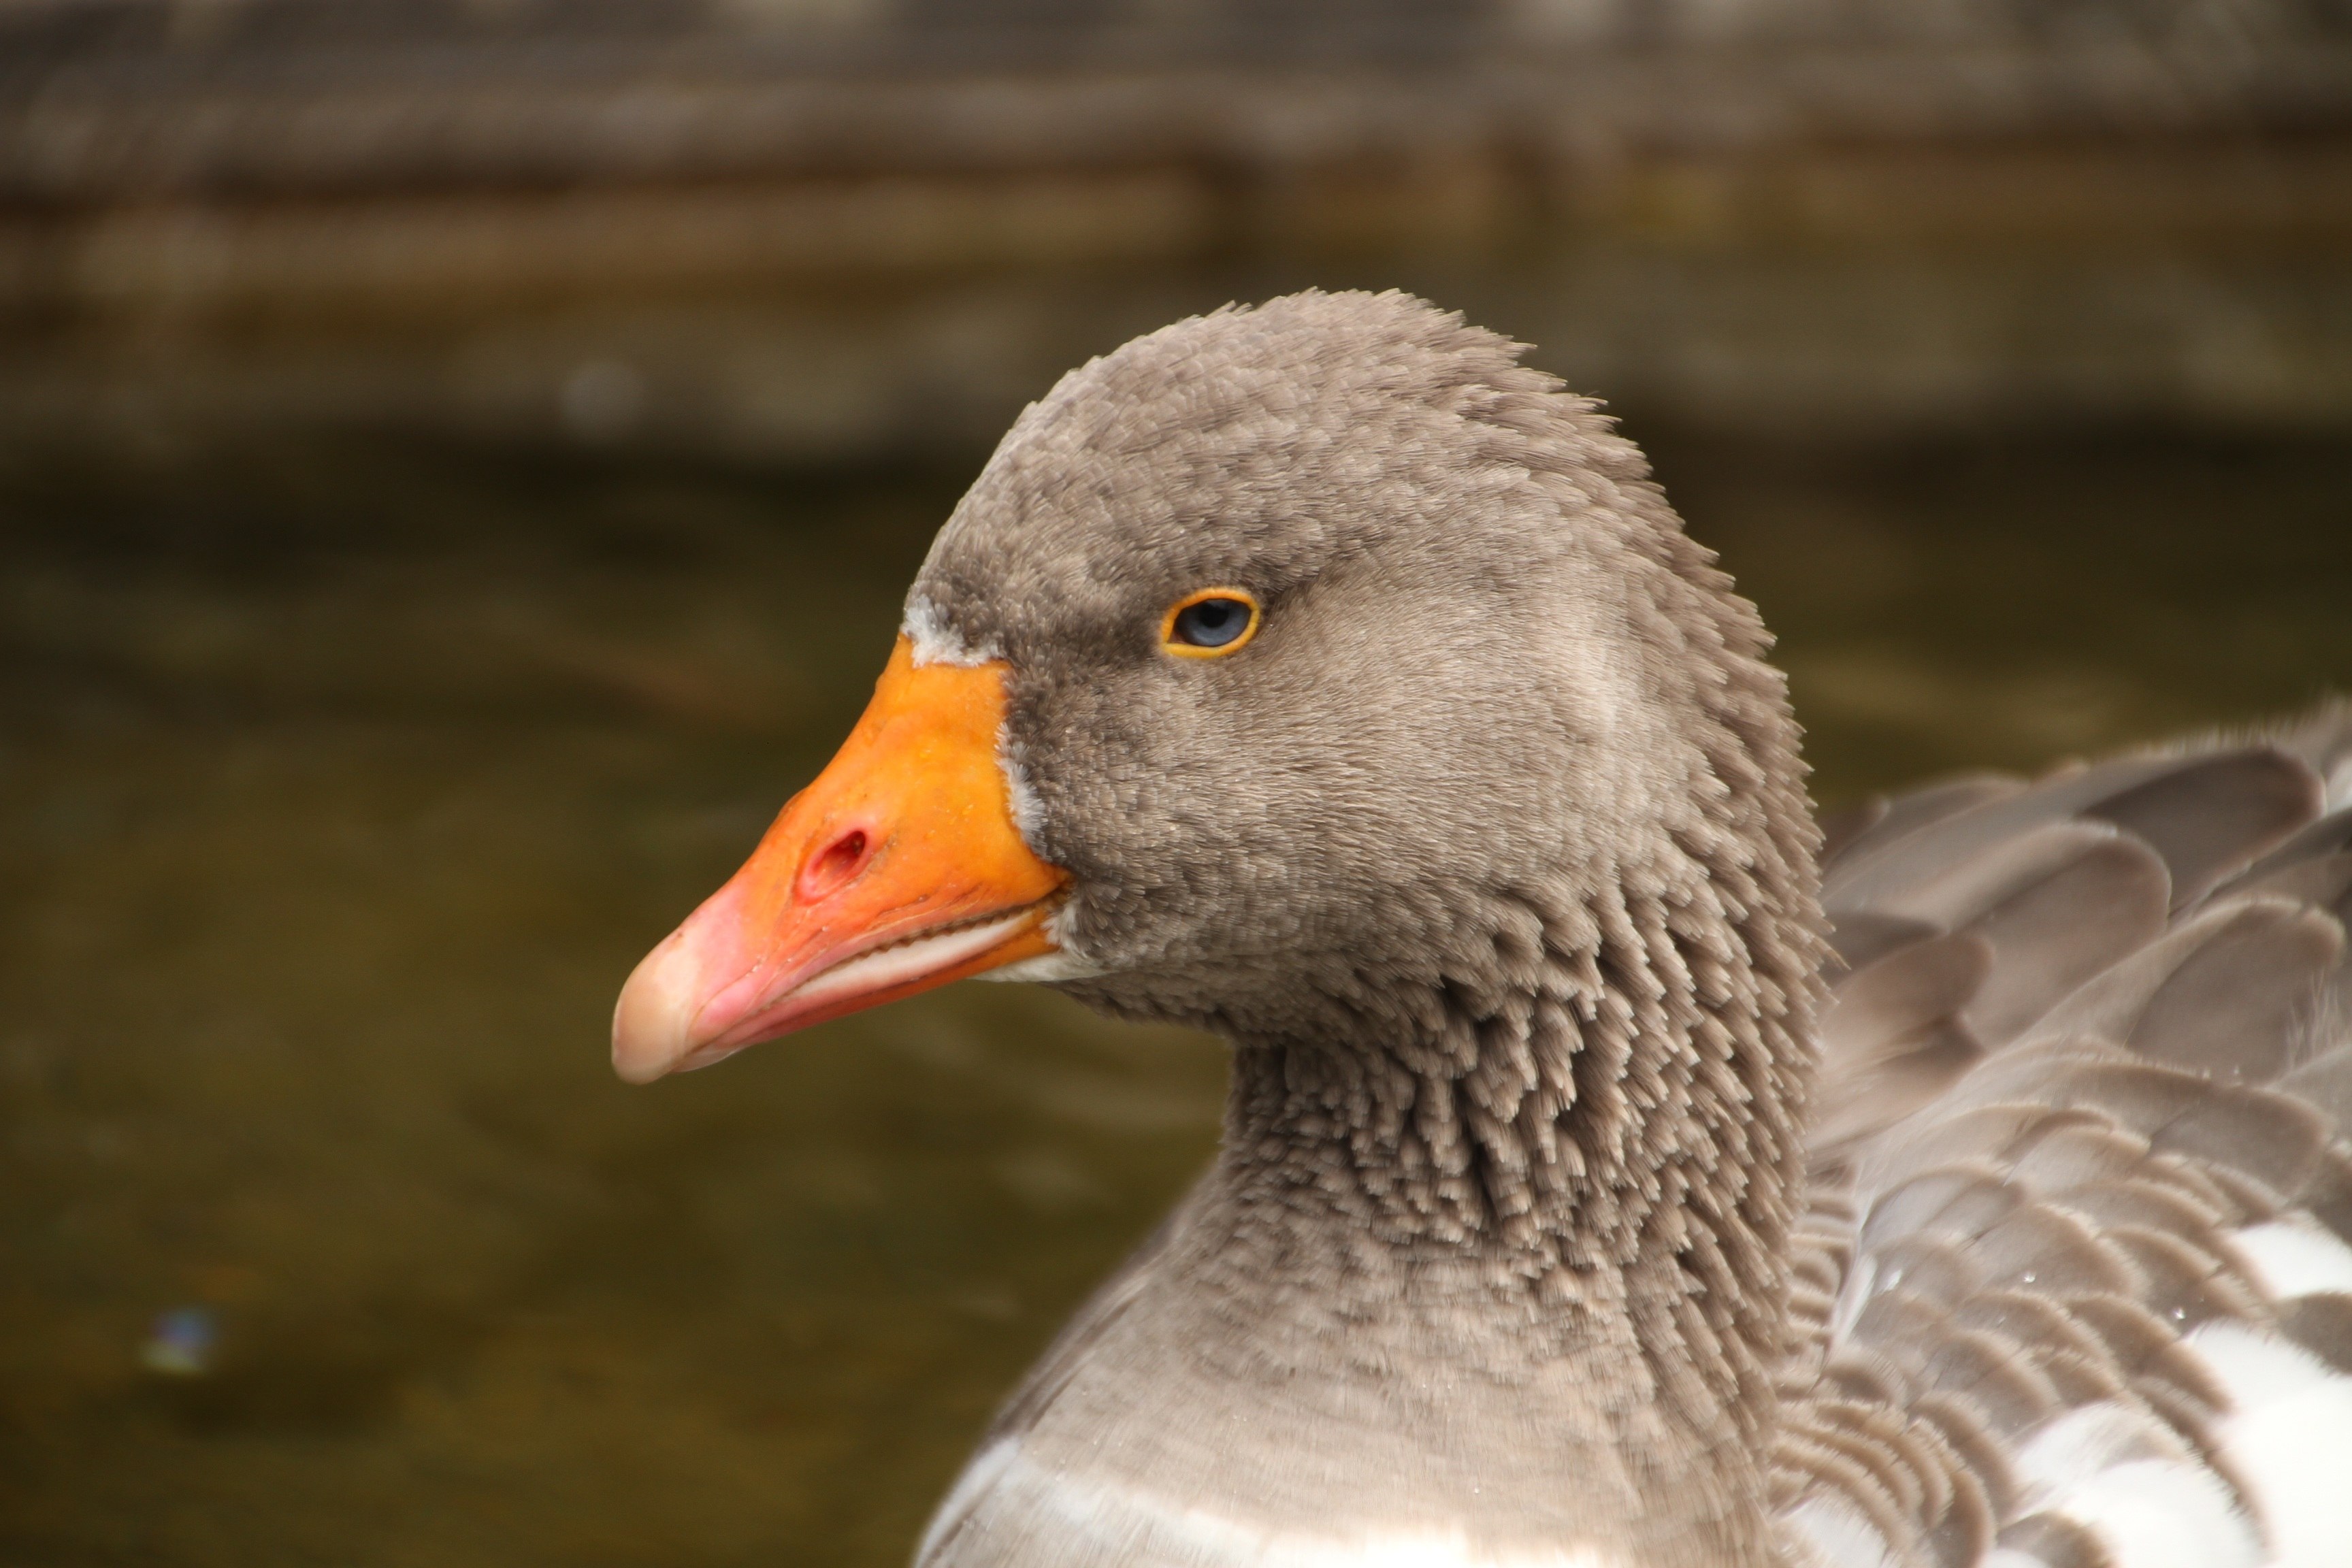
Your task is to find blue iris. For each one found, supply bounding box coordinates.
[1173,597,1252,648]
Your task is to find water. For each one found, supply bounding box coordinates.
[3,419,2349,1565]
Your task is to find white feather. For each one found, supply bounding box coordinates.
[916,1439,1022,1565]
[2044,1460,2259,1568]
[2012,1400,2193,1489]
[919,1441,1622,1568]
[1782,1494,1895,1568]
[903,595,999,667]
[2187,1320,2332,1407]
[2229,1216,2352,1302]
[2013,1401,2259,1568]
[2186,1322,2352,1567]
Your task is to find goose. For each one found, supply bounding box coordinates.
[610,291,2352,1568]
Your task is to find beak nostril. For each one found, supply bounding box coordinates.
[800,828,872,901]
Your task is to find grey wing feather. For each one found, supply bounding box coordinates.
[1777,704,2352,1568]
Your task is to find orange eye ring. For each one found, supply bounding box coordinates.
[1160,587,1262,658]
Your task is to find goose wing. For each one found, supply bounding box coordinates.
[1777,708,2352,1568]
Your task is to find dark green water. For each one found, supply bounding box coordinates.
[3,423,2349,1565]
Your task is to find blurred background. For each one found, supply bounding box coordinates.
[3,3,2350,1563]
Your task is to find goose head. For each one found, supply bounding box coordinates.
[615,290,1820,1092]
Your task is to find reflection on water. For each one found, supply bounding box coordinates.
[2,424,2349,1564]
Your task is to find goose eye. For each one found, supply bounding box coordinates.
[1162,589,1261,657]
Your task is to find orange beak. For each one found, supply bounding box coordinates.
[611,636,1068,1083]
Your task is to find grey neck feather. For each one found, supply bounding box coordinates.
[1068,817,1825,1401]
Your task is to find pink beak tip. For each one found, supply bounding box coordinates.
[610,929,703,1084]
